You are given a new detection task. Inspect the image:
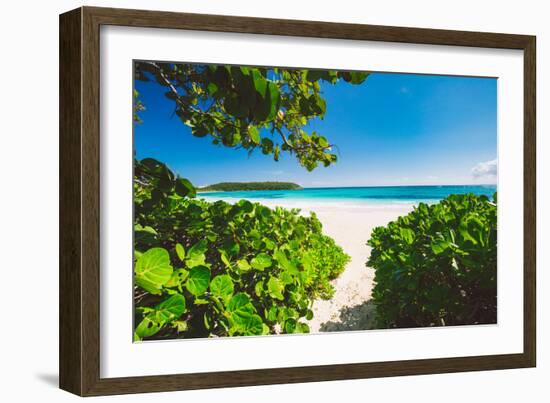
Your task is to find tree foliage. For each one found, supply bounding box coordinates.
[200,181,302,192]
[367,194,497,328]
[134,62,369,171]
[133,158,349,340]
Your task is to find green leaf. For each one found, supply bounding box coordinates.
[207,82,218,96]
[267,277,285,300]
[224,94,248,118]
[219,250,231,268]
[400,228,415,244]
[254,281,264,297]
[267,306,278,322]
[186,239,207,267]
[248,126,260,145]
[134,294,186,340]
[306,70,324,82]
[173,320,188,333]
[226,294,262,336]
[155,293,187,323]
[175,243,185,261]
[237,259,251,272]
[260,138,274,155]
[227,293,255,316]
[175,178,196,198]
[186,265,211,296]
[223,239,240,257]
[134,248,173,295]
[165,268,189,289]
[284,318,297,333]
[134,225,158,249]
[139,158,165,175]
[210,274,234,302]
[296,322,310,333]
[263,237,275,250]
[232,313,264,335]
[251,253,272,270]
[251,69,268,97]
[315,98,327,115]
[431,239,450,255]
[274,250,298,274]
[349,71,369,84]
[134,315,161,339]
[253,82,280,121]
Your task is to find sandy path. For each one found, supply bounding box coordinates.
[303,205,413,332]
[203,196,413,333]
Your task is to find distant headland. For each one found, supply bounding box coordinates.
[198,181,302,192]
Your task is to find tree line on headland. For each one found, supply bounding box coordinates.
[199,181,302,192]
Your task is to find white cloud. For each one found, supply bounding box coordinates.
[471,159,497,178]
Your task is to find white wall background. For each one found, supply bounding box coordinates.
[0,0,546,401]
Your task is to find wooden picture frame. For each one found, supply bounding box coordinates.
[59,6,536,396]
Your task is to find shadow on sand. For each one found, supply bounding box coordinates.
[319,300,377,332]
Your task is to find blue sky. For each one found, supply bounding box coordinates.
[134,68,497,188]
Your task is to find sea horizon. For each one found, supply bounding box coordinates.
[198,183,497,191]
[197,184,497,207]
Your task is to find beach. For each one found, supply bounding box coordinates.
[260,202,414,332]
[199,185,495,333]
[200,193,417,332]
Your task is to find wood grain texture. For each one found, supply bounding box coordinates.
[80,6,102,396]
[59,6,537,396]
[523,38,536,367]
[59,8,83,396]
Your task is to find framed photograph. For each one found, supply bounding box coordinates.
[59,6,536,396]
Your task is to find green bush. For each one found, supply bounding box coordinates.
[133,158,349,340]
[367,193,497,328]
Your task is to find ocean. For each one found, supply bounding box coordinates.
[198,185,497,207]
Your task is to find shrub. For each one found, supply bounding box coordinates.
[367,193,497,328]
[133,158,349,340]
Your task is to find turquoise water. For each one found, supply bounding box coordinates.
[198,185,496,205]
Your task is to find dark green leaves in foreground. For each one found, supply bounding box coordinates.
[135,62,369,171]
[133,161,350,340]
[368,193,497,329]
